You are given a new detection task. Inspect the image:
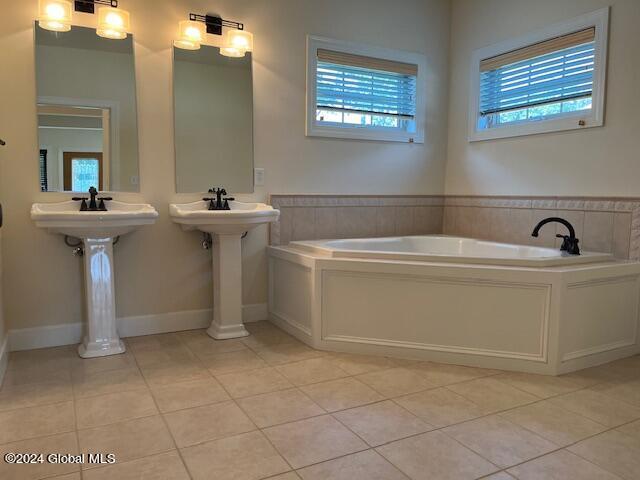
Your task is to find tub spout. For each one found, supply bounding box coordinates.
[531,217,580,255]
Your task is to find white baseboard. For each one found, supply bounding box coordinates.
[0,336,8,386]
[8,304,268,352]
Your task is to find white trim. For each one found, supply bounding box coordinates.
[467,7,609,142]
[322,333,547,362]
[7,304,268,352]
[562,338,638,362]
[306,35,426,144]
[0,337,9,387]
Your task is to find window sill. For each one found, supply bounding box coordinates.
[468,113,602,142]
[306,124,423,144]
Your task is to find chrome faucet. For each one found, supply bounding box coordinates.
[531,217,580,255]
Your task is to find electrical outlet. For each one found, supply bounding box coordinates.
[254,168,265,186]
[130,175,139,185]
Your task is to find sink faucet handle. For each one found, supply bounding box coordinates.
[97,197,112,211]
[72,197,89,211]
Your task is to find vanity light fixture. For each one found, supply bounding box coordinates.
[37,0,131,39]
[174,13,253,57]
[174,20,206,50]
[38,0,73,32]
[95,6,130,39]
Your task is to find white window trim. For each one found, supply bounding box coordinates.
[306,35,426,143]
[467,7,609,142]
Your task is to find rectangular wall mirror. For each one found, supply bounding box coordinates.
[173,45,254,193]
[35,24,140,192]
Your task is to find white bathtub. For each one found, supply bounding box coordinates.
[268,235,640,375]
[290,235,612,267]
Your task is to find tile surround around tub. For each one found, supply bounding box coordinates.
[269,195,640,260]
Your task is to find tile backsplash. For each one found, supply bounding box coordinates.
[269,195,639,260]
[269,195,444,246]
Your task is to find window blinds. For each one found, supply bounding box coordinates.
[39,149,48,192]
[479,27,595,116]
[316,49,418,119]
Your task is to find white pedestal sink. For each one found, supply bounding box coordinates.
[31,200,158,358]
[169,200,279,339]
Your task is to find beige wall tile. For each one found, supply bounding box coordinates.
[583,211,614,252]
[315,208,337,240]
[443,206,457,234]
[292,208,316,241]
[489,208,511,242]
[336,207,377,238]
[376,207,397,237]
[278,208,293,245]
[395,207,415,236]
[613,212,632,259]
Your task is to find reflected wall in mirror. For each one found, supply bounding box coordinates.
[174,46,254,193]
[35,24,140,192]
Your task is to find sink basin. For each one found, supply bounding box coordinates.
[169,200,279,234]
[31,200,158,238]
[32,199,159,359]
[170,200,280,340]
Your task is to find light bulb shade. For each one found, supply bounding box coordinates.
[219,46,246,58]
[225,29,253,52]
[174,20,206,50]
[38,0,72,32]
[96,7,130,40]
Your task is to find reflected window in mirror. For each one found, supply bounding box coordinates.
[173,45,254,193]
[35,24,140,192]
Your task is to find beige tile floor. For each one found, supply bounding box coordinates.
[1,321,639,480]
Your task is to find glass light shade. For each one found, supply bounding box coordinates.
[174,20,206,50]
[219,46,246,58]
[38,0,72,32]
[225,29,253,51]
[96,7,130,40]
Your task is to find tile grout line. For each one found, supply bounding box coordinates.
[129,343,195,480]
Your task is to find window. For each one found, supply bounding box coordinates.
[307,36,426,143]
[468,8,608,141]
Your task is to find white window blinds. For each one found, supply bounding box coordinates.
[479,27,595,116]
[316,49,418,119]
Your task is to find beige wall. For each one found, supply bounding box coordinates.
[445,0,640,196]
[0,0,450,331]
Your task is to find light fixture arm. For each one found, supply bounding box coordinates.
[74,0,117,14]
[189,13,244,35]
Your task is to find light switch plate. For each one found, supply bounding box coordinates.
[254,168,265,186]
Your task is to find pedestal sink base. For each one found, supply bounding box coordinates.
[208,233,248,340]
[78,238,125,358]
[207,322,249,340]
[78,339,126,358]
